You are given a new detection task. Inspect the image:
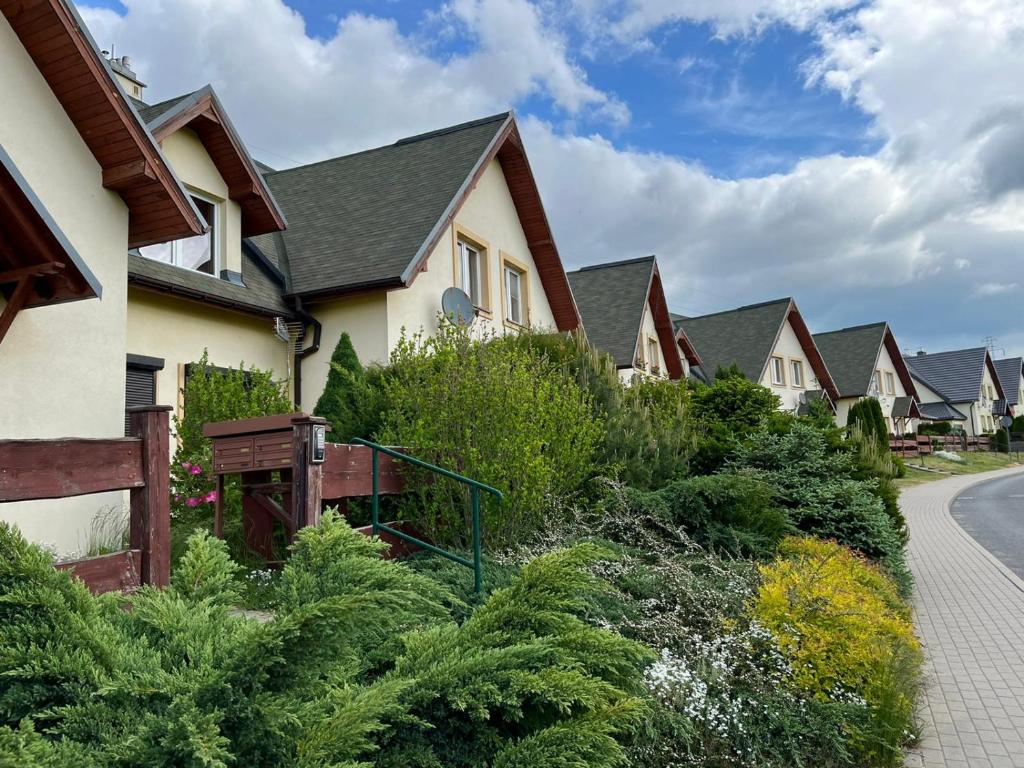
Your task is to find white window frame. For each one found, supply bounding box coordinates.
[457,239,484,307]
[884,371,896,396]
[139,190,221,278]
[770,356,786,386]
[648,336,661,374]
[503,263,524,325]
[789,359,805,388]
[869,371,880,397]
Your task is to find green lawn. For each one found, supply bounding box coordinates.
[897,451,1023,487]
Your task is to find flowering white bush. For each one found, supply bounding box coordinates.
[934,449,965,463]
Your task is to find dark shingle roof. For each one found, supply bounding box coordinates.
[904,348,989,403]
[891,395,918,419]
[566,256,655,368]
[993,358,1023,407]
[813,322,887,398]
[256,112,512,297]
[128,246,290,317]
[918,401,967,421]
[678,299,792,383]
[130,93,194,125]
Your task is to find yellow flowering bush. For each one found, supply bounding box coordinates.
[752,536,922,765]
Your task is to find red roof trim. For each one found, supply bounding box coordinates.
[646,262,685,380]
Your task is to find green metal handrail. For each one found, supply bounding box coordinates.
[351,438,503,592]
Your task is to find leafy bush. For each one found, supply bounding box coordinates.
[753,537,922,766]
[992,427,1009,452]
[378,325,602,548]
[313,331,383,442]
[728,422,912,595]
[170,350,293,561]
[918,420,951,436]
[688,375,780,474]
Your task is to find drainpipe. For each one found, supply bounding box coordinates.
[291,296,321,410]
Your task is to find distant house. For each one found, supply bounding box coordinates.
[566,256,686,382]
[677,298,839,412]
[813,322,921,434]
[904,348,1010,436]
[993,357,1024,419]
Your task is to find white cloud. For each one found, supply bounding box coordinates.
[973,282,1019,297]
[80,0,622,164]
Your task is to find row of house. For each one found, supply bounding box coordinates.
[0,0,1019,550]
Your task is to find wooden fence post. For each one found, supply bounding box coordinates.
[128,405,171,588]
[291,415,325,531]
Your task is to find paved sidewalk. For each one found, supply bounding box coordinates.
[903,467,1024,768]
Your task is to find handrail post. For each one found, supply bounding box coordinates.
[471,487,482,593]
[371,446,379,536]
[127,405,172,588]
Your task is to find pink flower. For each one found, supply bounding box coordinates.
[204,491,218,503]
[181,462,192,470]
[186,497,201,507]
[190,465,203,475]
[174,494,182,502]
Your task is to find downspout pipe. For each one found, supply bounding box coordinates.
[291,296,321,409]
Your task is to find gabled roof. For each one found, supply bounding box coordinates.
[993,358,1024,407]
[0,145,104,342]
[250,112,580,330]
[813,321,918,400]
[1,0,205,247]
[918,401,967,421]
[567,256,684,378]
[677,298,840,402]
[904,348,1004,404]
[891,395,921,420]
[133,86,286,237]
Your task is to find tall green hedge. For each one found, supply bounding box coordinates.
[848,397,889,449]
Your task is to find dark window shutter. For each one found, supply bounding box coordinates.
[125,366,157,435]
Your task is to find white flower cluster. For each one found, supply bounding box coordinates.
[934,449,965,463]
[246,568,275,586]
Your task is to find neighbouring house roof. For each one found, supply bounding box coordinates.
[0,145,104,342]
[993,357,1024,407]
[917,401,967,421]
[128,243,291,318]
[813,321,919,400]
[796,388,831,416]
[249,112,580,330]
[566,256,684,378]
[677,297,840,402]
[904,348,1004,404]
[992,399,1011,417]
[891,396,921,420]
[0,0,206,248]
[131,86,286,237]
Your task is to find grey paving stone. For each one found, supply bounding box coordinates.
[904,467,1024,767]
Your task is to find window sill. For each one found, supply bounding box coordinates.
[503,318,528,332]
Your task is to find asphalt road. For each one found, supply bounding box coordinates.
[950,472,1024,579]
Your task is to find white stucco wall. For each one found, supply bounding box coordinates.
[759,318,814,412]
[0,17,131,553]
[159,128,243,275]
[619,299,676,383]
[126,289,292,425]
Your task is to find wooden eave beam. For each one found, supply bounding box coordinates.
[0,261,63,284]
[102,159,156,190]
[0,276,34,344]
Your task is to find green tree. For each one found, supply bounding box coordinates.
[848,397,889,450]
[313,332,382,442]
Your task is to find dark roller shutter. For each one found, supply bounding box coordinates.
[125,354,164,435]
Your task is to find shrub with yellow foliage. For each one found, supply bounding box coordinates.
[752,536,922,766]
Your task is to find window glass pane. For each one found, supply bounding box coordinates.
[771,358,784,384]
[791,361,803,386]
[138,241,174,265]
[460,241,481,305]
[505,267,521,323]
[179,233,214,274]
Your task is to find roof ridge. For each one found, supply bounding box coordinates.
[813,321,887,337]
[571,254,656,273]
[907,346,988,359]
[682,297,792,322]
[265,112,512,178]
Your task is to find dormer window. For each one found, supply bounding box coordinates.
[139,192,219,276]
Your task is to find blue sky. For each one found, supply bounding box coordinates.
[79,0,1024,357]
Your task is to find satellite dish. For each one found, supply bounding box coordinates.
[441,287,475,326]
[1001,415,1014,428]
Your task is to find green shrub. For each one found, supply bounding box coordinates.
[170,350,294,562]
[377,325,602,549]
[313,331,383,442]
[728,422,912,596]
[992,428,1009,452]
[688,375,781,474]
[848,398,889,449]
[754,537,922,766]
[918,420,951,436]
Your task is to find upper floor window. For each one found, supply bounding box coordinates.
[790,359,804,388]
[502,256,529,326]
[884,371,896,395]
[456,235,491,310]
[139,193,218,276]
[869,371,880,396]
[648,336,660,374]
[770,356,786,386]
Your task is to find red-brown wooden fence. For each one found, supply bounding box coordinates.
[0,405,171,593]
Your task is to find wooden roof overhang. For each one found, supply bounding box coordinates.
[147,87,287,237]
[881,324,920,401]
[782,301,842,406]
[645,262,686,380]
[675,326,703,368]
[0,144,101,342]
[0,0,206,248]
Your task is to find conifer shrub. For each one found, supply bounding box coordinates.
[313,331,383,442]
[753,537,922,766]
[688,375,781,474]
[377,325,602,548]
[847,398,889,450]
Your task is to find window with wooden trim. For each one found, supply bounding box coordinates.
[770,356,786,386]
[790,359,805,388]
[501,256,529,326]
[648,336,660,374]
[454,229,491,311]
[869,371,881,396]
[139,192,219,276]
[884,371,896,395]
